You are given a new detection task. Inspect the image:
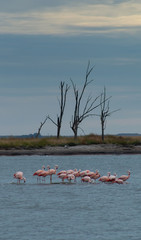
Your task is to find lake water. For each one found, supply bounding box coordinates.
[0,154,141,240]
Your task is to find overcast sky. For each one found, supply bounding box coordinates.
[0,0,141,136]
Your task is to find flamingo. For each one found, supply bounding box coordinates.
[86,171,95,177]
[13,171,26,184]
[119,170,130,181]
[81,176,92,183]
[80,170,90,177]
[73,169,81,182]
[73,169,81,177]
[67,174,75,183]
[89,170,100,181]
[115,178,124,184]
[66,169,75,175]
[47,165,58,183]
[33,165,45,182]
[58,171,76,183]
[108,173,117,182]
[99,172,111,182]
[38,166,50,182]
[57,170,67,176]
[58,173,68,182]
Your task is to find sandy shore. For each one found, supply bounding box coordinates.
[1,144,141,156]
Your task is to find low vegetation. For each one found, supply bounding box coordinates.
[0,134,141,149]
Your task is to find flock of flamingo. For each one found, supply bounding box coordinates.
[13,165,130,184]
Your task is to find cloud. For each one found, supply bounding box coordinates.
[0,1,141,35]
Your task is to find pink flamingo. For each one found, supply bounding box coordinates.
[73,169,81,182]
[89,170,101,181]
[73,169,81,176]
[58,172,76,183]
[81,176,92,183]
[67,174,75,183]
[58,173,68,182]
[80,170,90,177]
[99,172,111,182]
[66,169,75,175]
[47,165,58,183]
[119,170,130,181]
[107,173,117,182]
[33,165,45,183]
[57,170,67,176]
[13,171,26,184]
[115,178,124,184]
[86,171,95,177]
[38,166,50,182]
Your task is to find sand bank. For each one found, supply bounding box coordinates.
[0,144,141,156]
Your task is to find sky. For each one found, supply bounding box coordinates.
[0,0,141,136]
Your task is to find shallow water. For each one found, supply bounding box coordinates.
[0,154,141,240]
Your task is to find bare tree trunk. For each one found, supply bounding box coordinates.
[99,87,120,141]
[101,117,105,141]
[57,117,61,139]
[71,122,78,139]
[70,61,100,138]
[48,81,70,138]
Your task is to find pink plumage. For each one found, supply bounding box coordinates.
[13,171,26,184]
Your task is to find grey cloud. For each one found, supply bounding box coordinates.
[0,34,140,90]
[0,0,131,13]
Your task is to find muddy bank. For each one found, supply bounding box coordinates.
[0,144,141,156]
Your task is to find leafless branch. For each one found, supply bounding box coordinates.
[48,81,70,138]
[48,115,58,127]
[36,116,48,138]
[70,61,99,138]
[99,87,120,141]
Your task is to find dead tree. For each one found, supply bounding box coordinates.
[70,61,100,138]
[48,81,70,138]
[99,87,120,141]
[36,116,48,138]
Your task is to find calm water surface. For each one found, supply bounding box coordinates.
[0,154,141,240]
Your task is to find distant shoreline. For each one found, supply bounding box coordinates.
[1,144,141,156]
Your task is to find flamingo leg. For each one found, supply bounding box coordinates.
[50,175,52,184]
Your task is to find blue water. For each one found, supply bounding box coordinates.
[0,154,141,240]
